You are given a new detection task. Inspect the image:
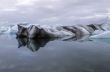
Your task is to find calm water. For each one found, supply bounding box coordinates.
[0,35,110,72]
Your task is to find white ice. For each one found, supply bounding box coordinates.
[90,31,110,38]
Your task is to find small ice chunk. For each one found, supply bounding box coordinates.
[90,31,110,38]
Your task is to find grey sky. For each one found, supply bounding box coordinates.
[0,0,110,25]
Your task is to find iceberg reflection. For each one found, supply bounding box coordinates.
[17,38,55,52]
[16,35,92,52]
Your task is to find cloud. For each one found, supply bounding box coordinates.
[0,0,110,25]
[16,0,37,6]
[1,8,17,12]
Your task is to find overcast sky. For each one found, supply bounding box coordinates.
[0,0,110,25]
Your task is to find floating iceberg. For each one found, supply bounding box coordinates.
[4,25,18,34]
[90,31,110,38]
[0,23,29,34]
[0,22,110,39]
[101,23,110,31]
[16,23,106,38]
[0,25,17,34]
[92,30,105,35]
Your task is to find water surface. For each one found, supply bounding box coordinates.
[0,35,110,72]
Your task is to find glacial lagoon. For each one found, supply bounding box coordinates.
[0,34,110,72]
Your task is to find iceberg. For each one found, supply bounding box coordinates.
[92,30,105,35]
[90,31,110,38]
[0,25,17,34]
[0,21,110,39]
[4,25,18,34]
[101,23,110,31]
[0,23,29,34]
[22,25,76,38]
